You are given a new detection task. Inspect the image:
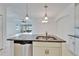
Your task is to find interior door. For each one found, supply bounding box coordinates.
[0,15,3,49]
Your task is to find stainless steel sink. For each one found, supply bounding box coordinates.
[36,32,57,40]
[36,36,57,40]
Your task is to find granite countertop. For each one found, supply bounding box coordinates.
[7,34,66,43]
[68,34,79,38]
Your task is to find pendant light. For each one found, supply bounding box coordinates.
[25,3,29,20]
[42,4,48,23]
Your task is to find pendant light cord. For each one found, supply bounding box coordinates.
[26,3,29,16]
[44,4,48,16]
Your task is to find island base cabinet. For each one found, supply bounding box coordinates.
[33,42,62,56]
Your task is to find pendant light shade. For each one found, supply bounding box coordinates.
[25,14,29,20]
[42,4,48,23]
[44,14,48,20]
[25,3,29,20]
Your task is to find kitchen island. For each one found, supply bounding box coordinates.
[7,34,66,56]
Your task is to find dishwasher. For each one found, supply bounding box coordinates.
[14,40,32,56]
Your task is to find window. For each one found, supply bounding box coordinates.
[20,20,32,33]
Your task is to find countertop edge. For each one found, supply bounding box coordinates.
[68,34,79,38]
[7,39,66,43]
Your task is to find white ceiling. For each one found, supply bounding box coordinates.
[5,3,71,20]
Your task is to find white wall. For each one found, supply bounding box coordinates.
[55,4,75,54]
[6,9,21,37]
[32,18,56,35]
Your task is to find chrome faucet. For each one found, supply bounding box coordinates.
[46,32,48,40]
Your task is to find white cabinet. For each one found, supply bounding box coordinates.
[75,38,79,55]
[6,41,14,56]
[67,36,75,54]
[33,42,62,56]
[62,43,74,56]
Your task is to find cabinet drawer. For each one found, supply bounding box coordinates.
[33,42,61,47]
[33,46,61,56]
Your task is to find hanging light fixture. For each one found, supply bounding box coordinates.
[25,14,29,20]
[25,3,29,20]
[42,4,48,23]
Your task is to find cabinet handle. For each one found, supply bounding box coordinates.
[45,49,49,55]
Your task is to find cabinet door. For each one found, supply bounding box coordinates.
[75,38,79,55]
[6,41,14,56]
[45,48,62,56]
[68,36,75,53]
[33,46,45,56]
